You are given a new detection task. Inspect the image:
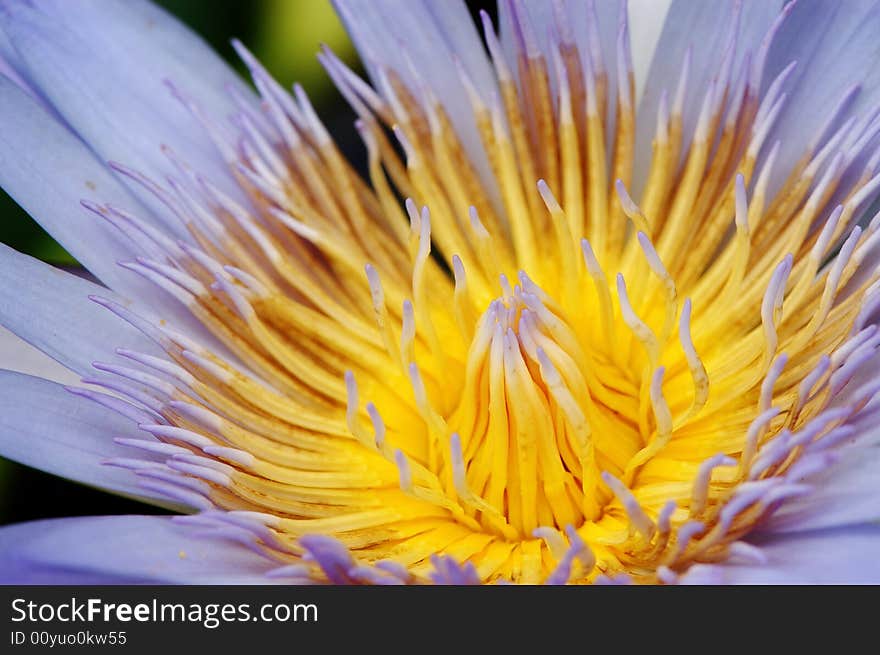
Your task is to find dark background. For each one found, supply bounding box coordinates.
[0,1,489,527]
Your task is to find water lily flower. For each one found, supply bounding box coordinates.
[1,0,880,585]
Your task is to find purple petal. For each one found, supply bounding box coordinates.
[0,244,162,377]
[761,0,880,194]
[2,0,249,192]
[0,78,168,303]
[299,534,358,584]
[0,82,240,357]
[0,20,44,106]
[428,554,480,585]
[758,443,880,534]
[333,0,496,194]
[0,0,252,221]
[498,0,670,100]
[0,325,79,384]
[497,0,618,103]
[628,0,672,97]
[0,515,279,584]
[634,0,781,190]
[680,525,880,584]
[0,370,184,509]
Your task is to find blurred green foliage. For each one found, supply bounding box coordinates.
[0,0,357,521]
[0,203,75,264]
[159,0,357,101]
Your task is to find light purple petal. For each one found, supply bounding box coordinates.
[634,0,781,192]
[0,0,252,221]
[628,0,672,99]
[497,0,619,100]
[0,370,180,509]
[334,0,495,107]
[333,0,496,195]
[0,19,44,105]
[758,443,880,534]
[0,79,239,352]
[681,526,880,584]
[428,554,481,585]
[497,1,670,101]
[0,244,162,377]
[0,326,80,384]
[0,515,279,584]
[0,77,165,300]
[761,0,880,194]
[299,534,358,584]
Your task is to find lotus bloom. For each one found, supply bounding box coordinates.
[1,0,879,585]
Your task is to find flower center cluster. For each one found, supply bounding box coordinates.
[78,3,880,583]
[453,282,605,537]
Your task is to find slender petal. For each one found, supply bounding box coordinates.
[0,19,42,105]
[497,0,619,99]
[0,0,253,217]
[762,0,880,193]
[0,79,237,348]
[498,0,672,95]
[0,78,156,295]
[0,243,161,377]
[0,515,279,584]
[0,370,181,508]
[634,0,781,190]
[334,0,495,104]
[681,526,880,584]
[333,0,496,190]
[628,0,673,99]
[758,443,880,534]
[0,326,80,384]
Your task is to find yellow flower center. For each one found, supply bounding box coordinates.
[92,6,880,584]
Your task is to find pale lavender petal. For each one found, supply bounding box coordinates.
[0,0,253,219]
[0,77,166,301]
[680,526,880,584]
[628,0,672,98]
[428,554,480,585]
[334,0,494,104]
[0,326,79,384]
[497,0,619,102]
[758,443,880,534]
[297,534,421,584]
[0,370,181,508]
[333,0,496,193]
[762,0,880,194]
[634,0,781,191]
[299,534,358,584]
[0,515,279,584]
[0,80,239,350]
[498,0,670,101]
[0,243,162,377]
[0,21,43,105]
